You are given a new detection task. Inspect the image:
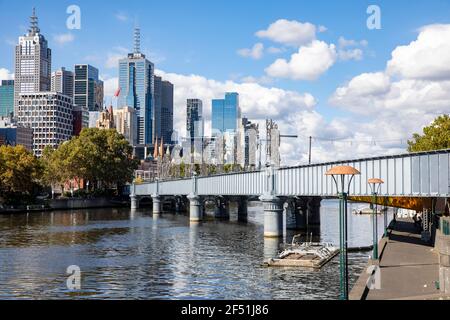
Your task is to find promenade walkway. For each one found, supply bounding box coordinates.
[351,218,445,300]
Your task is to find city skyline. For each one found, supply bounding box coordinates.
[1,1,450,165]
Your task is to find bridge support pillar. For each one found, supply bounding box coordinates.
[188,194,202,223]
[214,197,229,220]
[260,194,283,238]
[285,198,307,230]
[237,197,248,223]
[152,194,162,215]
[130,195,139,210]
[307,197,321,226]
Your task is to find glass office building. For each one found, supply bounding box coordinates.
[211,92,241,135]
[74,64,103,112]
[117,28,154,145]
[0,80,14,117]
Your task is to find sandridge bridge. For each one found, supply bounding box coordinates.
[130,149,450,237]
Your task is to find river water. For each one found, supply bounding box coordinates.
[0,200,390,299]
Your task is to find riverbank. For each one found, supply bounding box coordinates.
[350,217,449,300]
[0,197,129,214]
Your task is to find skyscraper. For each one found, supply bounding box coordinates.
[186,99,204,140]
[115,106,137,146]
[0,80,14,117]
[160,78,174,143]
[118,27,154,145]
[74,64,103,111]
[211,92,241,135]
[14,8,51,116]
[51,67,74,98]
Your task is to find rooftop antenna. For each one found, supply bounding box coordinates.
[29,7,40,35]
[133,25,141,54]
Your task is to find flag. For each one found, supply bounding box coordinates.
[114,87,121,97]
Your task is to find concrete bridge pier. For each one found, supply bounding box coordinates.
[130,195,139,210]
[260,194,283,238]
[152,194,162,215]
[188,194,202,223]
[285,198,307,230]
[306,197,321,226]
[237,197,248,223]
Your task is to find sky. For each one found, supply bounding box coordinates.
[1,0,450,165]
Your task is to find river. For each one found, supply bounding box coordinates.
[0,200,389,299]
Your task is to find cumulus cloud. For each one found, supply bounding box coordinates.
[265,40,337,80]
[53,33,74,45]
[337,36,367,61]
[326,24,450,163]
[256,19,318,47]
[115,12,128,22]
[387,24,450,80]
[237,43,264,59]
[0,68,14,81]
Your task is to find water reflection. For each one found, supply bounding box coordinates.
[0,201,388,299]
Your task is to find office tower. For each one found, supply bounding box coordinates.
[0,121,33,152]
[160,79,173,143]
[115,106,137,145]
[51,67,74,97]
[14,8,51,116]
[74,64,103,112]
[117,27,154,145]
[186,99,204,140]
[242,118,259,169]
[153,76,162,141]
[211,92,241,135]
[72,105,89,136]
[17,92,73,157]
[0,80,14,117]
[96,106,114,129]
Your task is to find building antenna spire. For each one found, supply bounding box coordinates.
[133,26,141,54]
[29,7,40,35]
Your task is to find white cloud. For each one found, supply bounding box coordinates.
[0,68,14,81]
[318,25,327,33]
[267,46,285,54]
[105,46,129,69]
[101,76,119,100]
[53,33,74,45]
[265,40,337,80]
[256,19,318,47]
[387,24,450,80]
[237,43,264,59]
[338,48,363,61]
[115,12,128,22]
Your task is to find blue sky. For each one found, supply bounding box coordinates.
[1,0,450,163]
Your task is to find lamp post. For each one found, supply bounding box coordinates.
[368,178,384,260]
[325,165,360,300]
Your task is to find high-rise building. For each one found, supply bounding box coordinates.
[51,67,74,98]
[186,99,204,140]
[115,106,137,145]
[160,79,174,143]
[72,105,89,136]
[242,118,259,169]
[14,8,51,116]
[211,92,241,135]
[0,80,14,117]
[96,106,114,129]
[74,64,103,112]
[117,27,154,145]
[17,92,73,156]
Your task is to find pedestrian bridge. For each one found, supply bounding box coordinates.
[130,149,450,237]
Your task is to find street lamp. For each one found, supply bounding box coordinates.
[325,165,360,300]
[368,178,384,260]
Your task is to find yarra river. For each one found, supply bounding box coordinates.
[0,201,388,299]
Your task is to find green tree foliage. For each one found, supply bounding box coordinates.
[0,145,42,199]
[41,128,138,190]
[407,115,450,152]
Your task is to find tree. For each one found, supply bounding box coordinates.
[407,115,450,152]
[0,145,42,200]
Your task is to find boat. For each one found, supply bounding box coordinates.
[264,234,339,269]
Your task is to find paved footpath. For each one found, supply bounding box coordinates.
[351,218,446,300]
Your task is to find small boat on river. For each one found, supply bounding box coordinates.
[264,234,339,269]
